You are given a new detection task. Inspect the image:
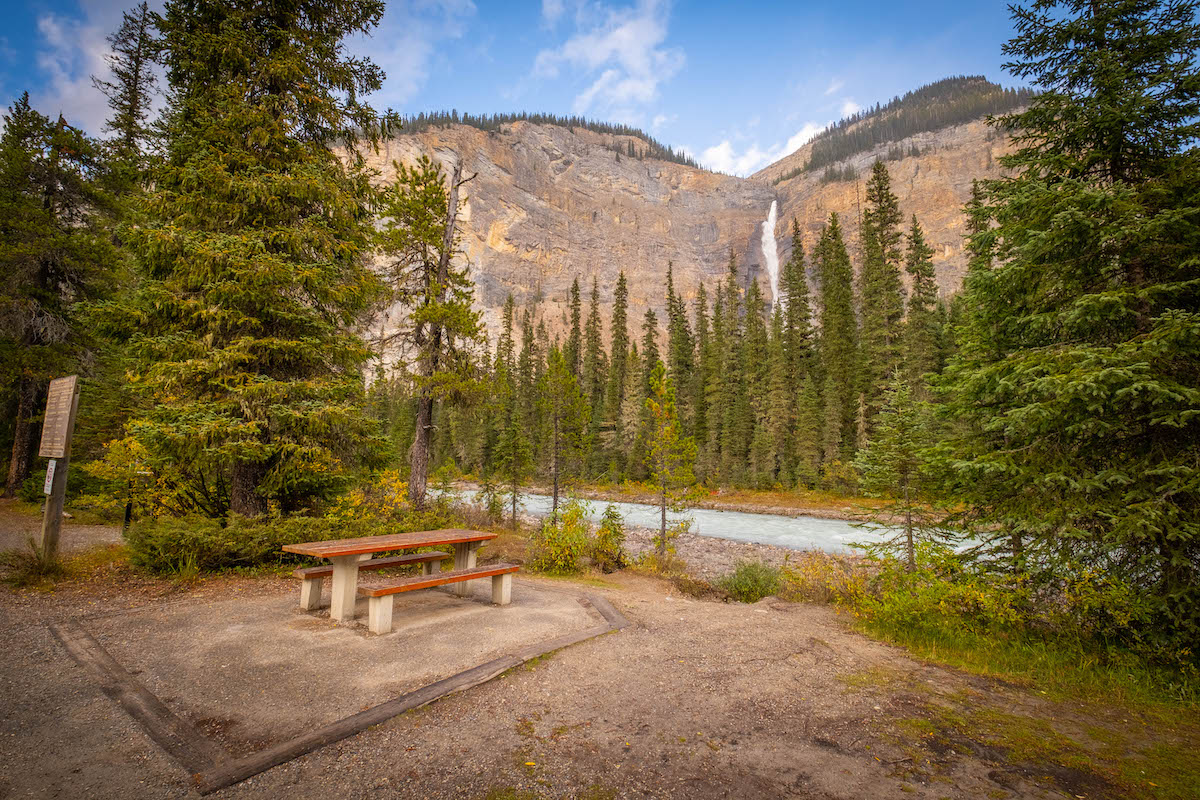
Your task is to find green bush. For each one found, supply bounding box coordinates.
[718,560,782,603]
[125,503,463,574]
[527,498,590,575]
[17,475,43,504]
[592,504,627,573]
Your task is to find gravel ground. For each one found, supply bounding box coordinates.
[0,509,1125,800]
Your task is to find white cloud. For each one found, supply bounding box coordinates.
[651,112,675,130]
[32,0,142,136]
[533,0,684,118]
[840,98,861,116]
[824,78,844,96]
[700,121,826,176]
[542,0,566,25]
[363,0,477,110]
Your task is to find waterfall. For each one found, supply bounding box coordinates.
[760,200,780,306]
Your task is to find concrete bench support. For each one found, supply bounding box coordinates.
[492,572,512,606]
[367,595,394,635]
[299,576,322,611]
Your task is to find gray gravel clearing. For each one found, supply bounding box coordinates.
[0,510,1093,800]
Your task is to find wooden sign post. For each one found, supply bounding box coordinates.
[38,375,80,561]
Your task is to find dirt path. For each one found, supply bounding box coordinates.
[2,505,1175,799]
[0,499,122,554]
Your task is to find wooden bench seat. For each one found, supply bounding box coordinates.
[358,563,520,634]
[293,551,449,611]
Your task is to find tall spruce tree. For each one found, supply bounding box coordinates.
[858,160,906,437]
[540,345,590,514]
[644,361,696,556]
[902,215,939,391]
[815,213,858,463]
[942,0,1200,648]
[781,218,815,395]
[665,263,695,432]
[1,96,117,497]
[91,1,159,170]
[564,276,582,378]
[691,284,712,480]
[377,156,483,508]
[121,0,386,516]
[603,272,630,469]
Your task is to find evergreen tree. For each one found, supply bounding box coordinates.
[377,155,483,508]
[854,379,945,570]
[640,308,661,396]
[941,0,1200,647]
[764,305,793,485]
[603,272,630,470]
[564,276,582,378]
[691,284,712,480]
[495,378,533,530]
[793,375,823,487]
[583,277,607,421]
[902,215,940,390]
[120,0,386,516]
[815,213,858,463]
[743,280,771,486]
[665,263,695,432]
[719,252,747,482]
[644,362,696,556]
[540,345,591,514]
[781,218,815,394]
[858,160,906,437]
[91,1,159,170]
[1,95,117,497]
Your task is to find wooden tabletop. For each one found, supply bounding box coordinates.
[282,528,497,559]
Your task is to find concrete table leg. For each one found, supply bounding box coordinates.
[451,541,479,597]
[329,555,361,622]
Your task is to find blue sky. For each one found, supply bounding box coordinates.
[0,0,1024,175]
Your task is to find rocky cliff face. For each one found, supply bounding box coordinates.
[363,114,1009,344]
[756,118,1011,297]
[360,121,775,339]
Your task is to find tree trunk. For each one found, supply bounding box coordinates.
[406,159,463,511]
[4,376,43,498]
[659,481,667,558]
[904,483,915,572]
[230,460,269,518]
[408,391,432,509]
[552,415,560,516]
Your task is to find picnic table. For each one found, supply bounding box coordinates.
[282,529,518,633]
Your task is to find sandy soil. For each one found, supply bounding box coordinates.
[0,512,1136,799]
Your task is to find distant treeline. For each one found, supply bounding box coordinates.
[774,76,1033,184]
[381,110,700,168]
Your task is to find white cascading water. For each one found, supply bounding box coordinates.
[760,200,780,306]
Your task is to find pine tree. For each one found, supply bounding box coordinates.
[854,379,945,570]
[644,362,696,556]
[583,277,607,420]
[377,155,483,508]
[764,305,793,485]
[564,276,582,378]
[815,213,858,463]
[1,95,117,497]
[495,379,533,530]
[665,262,695,432]
[941,0,1200,644]
[497,294,516,375]
[719,252,747,483]
[603,272,630,470]
[743,280,771,486]
[793,375,823,487]
[640,309,661,397]
[858,160,906,437]
[120,0,386,516]
[781,218,815,395]
[540,345,591,514]
[91,1,159,170]
[704,284,726,479]
[691,284,711,479]
[902,215,939,391]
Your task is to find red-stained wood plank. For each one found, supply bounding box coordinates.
[281,529,496,559]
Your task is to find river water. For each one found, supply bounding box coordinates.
[515,492,886,554]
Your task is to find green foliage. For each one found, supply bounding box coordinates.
[644,362,697,555]
[815,214,858,461]
[937,0,1200,659]
[717,560,782,603]
[592,504,627,573]
[527,497,591,575]
[112,0,388,517]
